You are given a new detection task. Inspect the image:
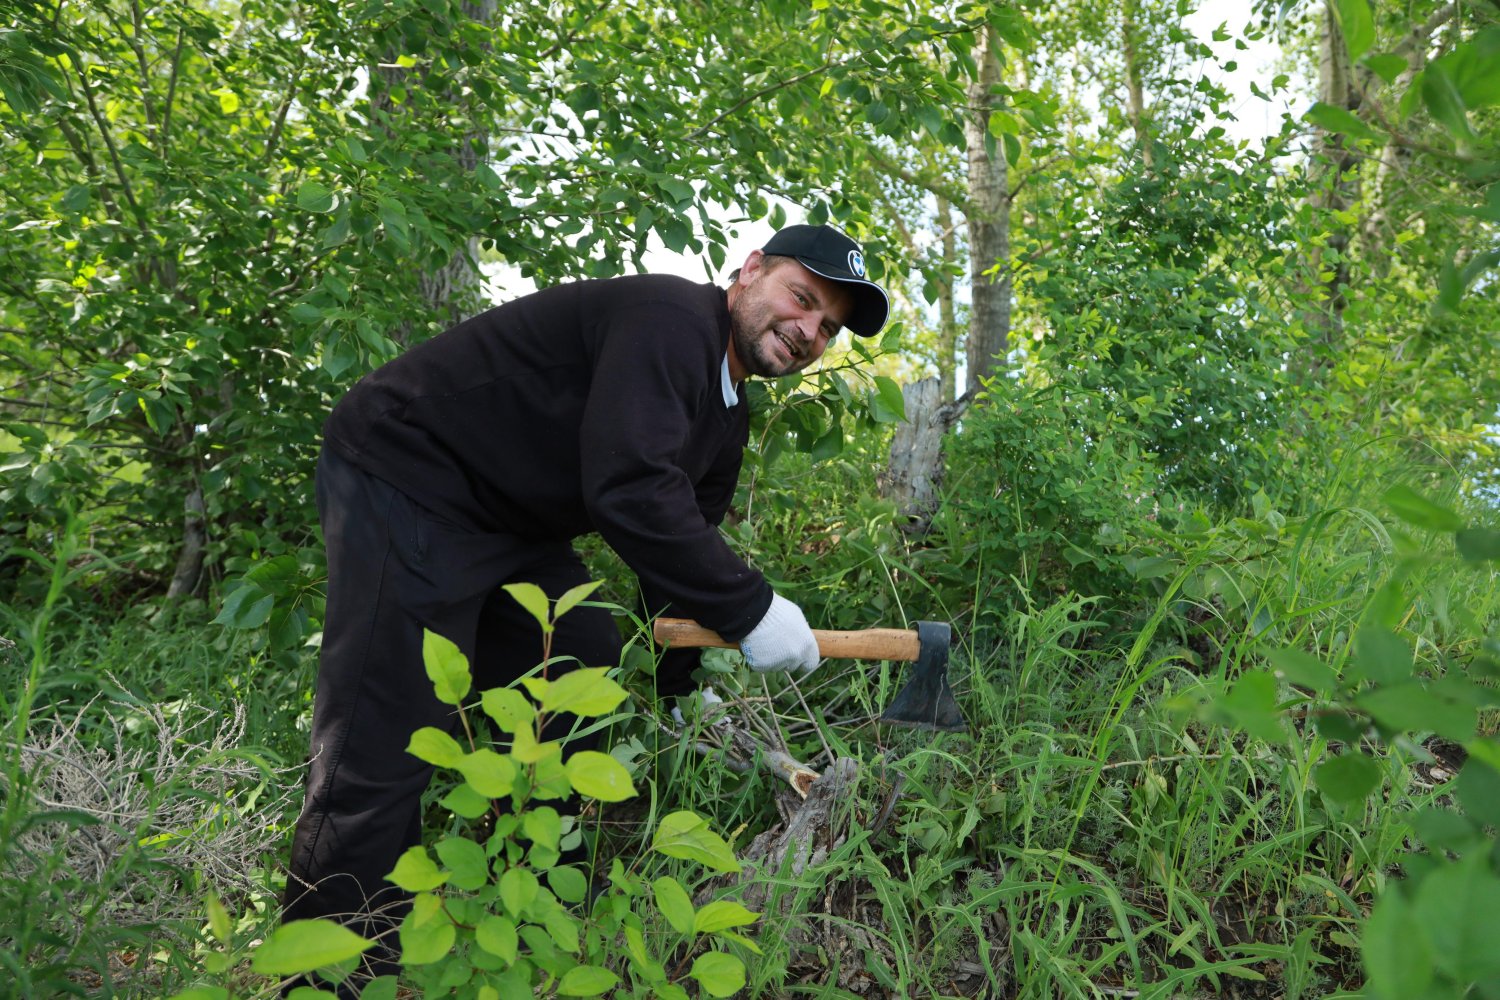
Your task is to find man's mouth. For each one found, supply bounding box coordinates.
[773,329,801,364]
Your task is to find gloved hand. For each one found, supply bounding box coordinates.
[739,593,820,674]
[671,685,725,726]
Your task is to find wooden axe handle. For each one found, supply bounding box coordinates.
[653,617,921,662]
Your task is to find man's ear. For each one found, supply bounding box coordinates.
[737,249,767,286]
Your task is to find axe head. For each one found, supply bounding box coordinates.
[879,621,967,733]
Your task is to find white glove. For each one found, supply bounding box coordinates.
[671,686,724,726]
[739,594,820,674]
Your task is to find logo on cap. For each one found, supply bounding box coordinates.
[847,250,866,278]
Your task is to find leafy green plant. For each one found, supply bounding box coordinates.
[176,582,759,998]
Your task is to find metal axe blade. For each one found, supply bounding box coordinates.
[878,621,966,733]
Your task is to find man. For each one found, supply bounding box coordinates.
[281,223,889,975]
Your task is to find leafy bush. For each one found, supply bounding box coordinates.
[177,584,759,999]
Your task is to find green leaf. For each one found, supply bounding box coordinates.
[435,836,490,891]
[211,86,239,114]
[1421,62,1473,139]
[652,811,741,873]
[296,181,335,214]
[553,579,603,619]
[1456,528,1500,563]
[456,748,517,798]
[509,725,560,765]
[653,876,695,935]
[542,669,628,716]
[1382,485,1464,532]
[1219,671,1285,744]
[659,178,694,206]
[694,899,759,934]
[1355,683,1476,739]
[1265,648,1338,693]
[1347,626,1412,686]
[810,422,843,461]
[1362,52,1407,85]
[549,865,588,903]
[250,920,373,975]
[398,897,454,965]
[376,197,410,249]
[407,726,464,768]
[565,750,636,802]
[503,582,552,633]
[440,782,490,819]
[1456,759,1500,828]
[1412,854,1500,981]
[557,966,619,997]
[1446,29,1500,108]
[689,951,746,998]
[987,110,1020,136]
[1303,101,1382,142]
[422,629,471,706]
[499,866,539,916]
[523,806,561,850]
[165,989,230,1000]
[1408,807,1479,852]
[387,846,449,892]
[1314,751,1381,805]
[1332,0,1374,60]
[357,978,397,1000]
[914,103,944,139]
[481,687,536,732]
[873,375,907,422]
[544,908,581,952]
[1362,891,1435,1000]
[212,585,274,629]
[474,915,518,963]
[206,893,232,945]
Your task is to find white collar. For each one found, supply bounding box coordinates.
[720,353,739,408]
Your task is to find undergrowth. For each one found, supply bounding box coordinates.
[3,465,1497,997]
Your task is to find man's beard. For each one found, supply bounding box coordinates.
[729,294,801,379]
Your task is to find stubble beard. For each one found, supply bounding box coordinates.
[729,293,802,379]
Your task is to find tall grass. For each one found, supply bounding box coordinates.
[4,465,1494,997]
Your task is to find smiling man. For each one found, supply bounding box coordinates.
[281,223,888,987]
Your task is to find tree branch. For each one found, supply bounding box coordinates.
[74,62,147,235]
[263,49,306,166]
[868,148,971,214]
[160,25,185,158]
[686,60,838,141]
[125,1,158,129]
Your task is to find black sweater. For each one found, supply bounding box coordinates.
[323,274,772,641]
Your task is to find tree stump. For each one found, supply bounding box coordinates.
[879,377,969,534]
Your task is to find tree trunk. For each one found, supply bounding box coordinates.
[1306,1,1360,360]
[1122,0,1153,169]
[165,483,206,600]
[935,196,959,405]
[880,377,969,534]
[963,24,1011,396]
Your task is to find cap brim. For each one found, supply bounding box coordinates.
[796,258,890,336]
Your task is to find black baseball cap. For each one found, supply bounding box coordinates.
[761,224,890,336]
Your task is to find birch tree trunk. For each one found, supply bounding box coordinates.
[963,24,1012,397]
[1122,0,1153,169]
[1305,1,1361,361]
[935,196,960,405]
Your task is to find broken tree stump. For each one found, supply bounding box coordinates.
[879,377,969,535]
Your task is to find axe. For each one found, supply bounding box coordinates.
[652,618,967,733]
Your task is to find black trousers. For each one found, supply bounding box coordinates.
[281,448,648,968]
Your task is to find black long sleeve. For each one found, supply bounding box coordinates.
[323,274,773,639]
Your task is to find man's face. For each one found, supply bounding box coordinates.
[728,253,854,380]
